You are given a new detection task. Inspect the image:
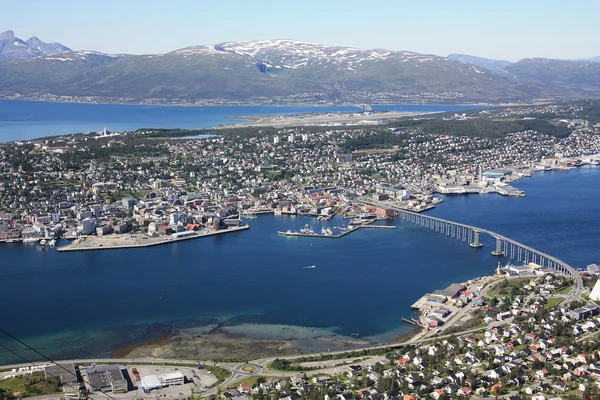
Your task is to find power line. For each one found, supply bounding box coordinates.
[0,328,119,400]
[0,342,83,394]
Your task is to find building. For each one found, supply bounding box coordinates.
[568,304,600,321]
[507,264,537,276]
[140,372,183,391]
[141,375,163,392]
[85,365,127,393]
[162,371,184,386]
[590,279,600,301]
[45,364,80,393]
[587,264,600,275]
[434,283,466,299]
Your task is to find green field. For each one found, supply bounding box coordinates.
[545,298,564,309]
[0,372,61,398]
[555,286,573,295]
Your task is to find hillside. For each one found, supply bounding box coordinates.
[447,53,513,71]
[1,39,600,104]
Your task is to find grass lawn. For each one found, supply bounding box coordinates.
[0,372,61,398]
[555,286,573,295]
[487,277,530,298]
[545,297,564,309]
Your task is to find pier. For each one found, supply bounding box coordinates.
[277,223,397,239]
[57,225,250,252]
[360,200,584,297]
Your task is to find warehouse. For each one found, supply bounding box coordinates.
[85,365,127,393]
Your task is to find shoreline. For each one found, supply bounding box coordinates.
[0,97,505,108]
[0,167,594,366]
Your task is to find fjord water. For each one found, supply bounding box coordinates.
[1,167,599,364]
[0,100,479,142]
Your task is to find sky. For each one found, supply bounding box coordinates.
[2,0,599,61]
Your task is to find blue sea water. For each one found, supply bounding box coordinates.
[0,100,478,142]
[1,168,599,364]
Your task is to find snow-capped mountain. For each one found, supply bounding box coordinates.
[174,39,448,71]
[1,38,600,104]
[0,30,71,60]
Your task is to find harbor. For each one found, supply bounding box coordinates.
[56,225,250,252]
[277,219,397,239]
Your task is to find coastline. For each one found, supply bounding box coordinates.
[0,168,598,366]
[0,97,501,108]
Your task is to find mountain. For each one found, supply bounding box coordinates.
[25,36,71,56]
[0,39,599,104]
[447,54,513,71]
[0,30,71,60]
[506,58,600,87]
[573,56,600,63]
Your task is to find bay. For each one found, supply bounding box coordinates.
[0,100,478,142]
[0,168,599,364]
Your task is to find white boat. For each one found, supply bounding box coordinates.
[48,239,56,246]
[23,237,38,243]
[39,239,47,246]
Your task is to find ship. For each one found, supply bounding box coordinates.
[22,237,38,243]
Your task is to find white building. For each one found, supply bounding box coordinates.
[590,279,600,301]
[273,135,281,144]
[162,372,184,386]
[288,133,295,142]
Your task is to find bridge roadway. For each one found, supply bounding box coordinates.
[360,200,584,300]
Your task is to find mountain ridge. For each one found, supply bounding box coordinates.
[1,35,600,104]
[0,30,71,60]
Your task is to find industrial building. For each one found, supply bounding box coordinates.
[433,283,466,299]
[44,364,80,393]
[140,371,184,392]
[84,365,127,393]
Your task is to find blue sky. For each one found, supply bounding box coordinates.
[2,0,598,61]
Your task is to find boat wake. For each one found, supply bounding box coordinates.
[302,265,316,269]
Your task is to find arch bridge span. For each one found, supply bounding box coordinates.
[361,201,584,298]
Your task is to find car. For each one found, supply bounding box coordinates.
[435,328,442,333]
[197,365,204,370]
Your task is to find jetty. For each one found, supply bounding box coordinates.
[57,225,250,252]
[277,222,397,239]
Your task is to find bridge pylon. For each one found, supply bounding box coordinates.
[491,237,505,256]
[468,230,483,248]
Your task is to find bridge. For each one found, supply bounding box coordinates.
[361,201,584,299]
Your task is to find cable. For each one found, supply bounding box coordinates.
[0,342,82,394]
[0,329,119,400]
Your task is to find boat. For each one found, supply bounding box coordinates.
[39,239,47,246]
[48,239,56,246]
[349,218,367,225]
[6,239,14,243]
[23,237,38,243]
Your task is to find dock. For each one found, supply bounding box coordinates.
[56,225,250,252]
[277,223,397,239]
